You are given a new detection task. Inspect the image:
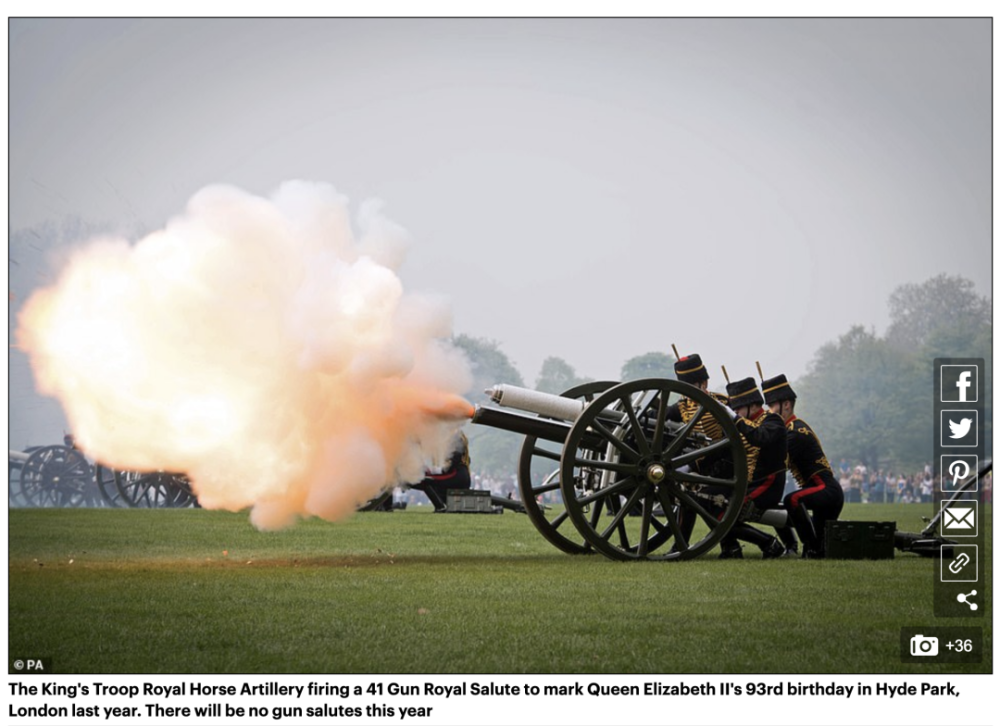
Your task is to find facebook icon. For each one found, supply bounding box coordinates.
[941,366,978,403]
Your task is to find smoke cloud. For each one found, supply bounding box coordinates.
[16,181,474,529]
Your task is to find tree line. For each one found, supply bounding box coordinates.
[455,274,991,476]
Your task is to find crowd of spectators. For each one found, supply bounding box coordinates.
[472,474,519,500]
[834,459,993,505]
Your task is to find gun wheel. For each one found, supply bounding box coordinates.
[560,378,748,561]
[94,464,129,507]
[19,445,94,508]
[517,381,617,554]
[115,470,198,508]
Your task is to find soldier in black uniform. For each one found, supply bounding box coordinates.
[762,374,844,558]
[665,354,729,548]
[411,431,472,512]
[718,377,787,559]
[667,354,728,437]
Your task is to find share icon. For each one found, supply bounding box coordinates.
[956,591,978,611]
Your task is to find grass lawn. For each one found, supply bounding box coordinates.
[7,503,991,674]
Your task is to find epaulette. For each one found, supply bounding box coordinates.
[791,418,813,436]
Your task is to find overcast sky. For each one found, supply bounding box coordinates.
[7,18,992,447]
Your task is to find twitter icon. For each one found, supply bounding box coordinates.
[942,410,978,447]
[949,418,973,439]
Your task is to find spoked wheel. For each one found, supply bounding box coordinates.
[116,471,198,508]
[94,464,128,507]
[517,381,617,554]
[559,378,748,561]
[19,445,94,507]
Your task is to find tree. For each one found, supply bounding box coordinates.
[451,334,525,403]
[796,326,905,471]
[535,356,591,394]
[620,352,677,382]
[922,319,993,464]
[886,274,991,350]
[797,275,991,471]
[882,275,991,467]
[451,335,525,477]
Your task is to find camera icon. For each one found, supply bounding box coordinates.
[910,635,939,657]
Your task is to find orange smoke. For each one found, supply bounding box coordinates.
[16,181,473,529]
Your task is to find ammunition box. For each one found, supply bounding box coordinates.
[825,520,896,559]
[445,489,499,514]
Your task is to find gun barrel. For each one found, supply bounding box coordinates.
[472,406,574,443]
[471,406,604,449]
[485,384,585,421]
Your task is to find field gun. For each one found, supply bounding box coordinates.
[893,458,991,557]
[8,444,96,507]
[470,378,749,561]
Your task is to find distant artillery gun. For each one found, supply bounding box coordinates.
[93,464,198,508]
[9,444,97,507]
[893,459,991,557]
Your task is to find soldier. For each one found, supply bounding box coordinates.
[718,377,787,559]
[667,353,730,438]
[762,374,844,558]
[411,431,472,512]
[665,354,729,548]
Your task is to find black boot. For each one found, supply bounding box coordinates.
[776,525,799,556]
[729,524,786,559]
[718,544,744,559]
[718,533,744,559]
[761,538,787,559]
[789,503,820,556]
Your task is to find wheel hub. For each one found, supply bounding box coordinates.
[645,463,666,484]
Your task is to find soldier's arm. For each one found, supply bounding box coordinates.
[734,414,786,447]
[784,423,808,469]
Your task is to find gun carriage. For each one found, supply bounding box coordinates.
[471,378,750,561]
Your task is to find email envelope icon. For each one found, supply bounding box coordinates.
[942,503,977,535]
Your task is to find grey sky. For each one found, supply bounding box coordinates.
[7,18,992,447]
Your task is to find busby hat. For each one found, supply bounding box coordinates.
[726,377,763,410]
[762,374,797,405]
[674,354,709,384]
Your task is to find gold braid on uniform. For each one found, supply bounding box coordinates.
[736,414,767,481]
[677,392,756,479]
[785,419,832,488]
[676,392,729,442]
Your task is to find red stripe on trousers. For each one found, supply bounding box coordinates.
[789,475,826,508]
[747,473,776,501]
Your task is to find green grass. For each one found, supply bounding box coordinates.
[7,503,991,674]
